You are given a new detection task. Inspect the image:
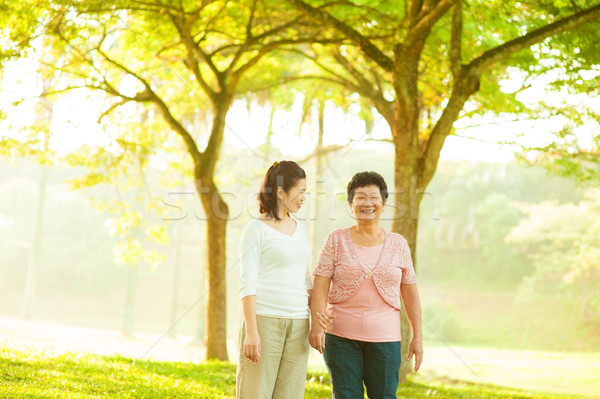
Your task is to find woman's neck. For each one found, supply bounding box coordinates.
[275,209,290,221]
[263,208,290,222]
[354,222,381,237]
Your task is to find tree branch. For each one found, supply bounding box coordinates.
[183,37,217,100]
[468,3,600,74]
[449,0,462,80]
[97,98,132,123]
[297,144,348,164]
[229,37,344,90]
[420,3,600,185]
[408,0,423,24]
[420,74,480,185]
[225,0,258,73]
[330,48,388,112]
[285,0,394,71]
[95,47,203,163]
[409,0,456,41]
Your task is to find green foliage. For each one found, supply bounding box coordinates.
[421,298,460,342]
[472,193,524,282]
[285,0,600,140]
[0,161,123,294]
[0,0,46,64]
[507,190,600,324]
[518,128,600,184]
[418,161,585,286]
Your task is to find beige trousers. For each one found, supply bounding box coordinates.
[236,315,310,399]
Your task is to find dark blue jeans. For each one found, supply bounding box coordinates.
[323,333,401,399]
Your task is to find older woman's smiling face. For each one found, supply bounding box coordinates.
[350,184,385,221]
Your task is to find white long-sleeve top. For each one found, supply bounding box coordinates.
[239,218,312,319]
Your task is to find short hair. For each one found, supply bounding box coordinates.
[258,161,306,221]
[346,171,389,204]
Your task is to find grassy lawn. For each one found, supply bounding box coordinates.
[0,347,586,399]
[419,346,600,398]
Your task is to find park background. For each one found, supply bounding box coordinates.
[1,1,600,398]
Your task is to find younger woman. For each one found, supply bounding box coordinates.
[236,160,312,399]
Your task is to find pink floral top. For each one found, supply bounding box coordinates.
[314,228,417,310]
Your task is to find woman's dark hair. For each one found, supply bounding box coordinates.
[346,171,389,204]
[258,160,306,220]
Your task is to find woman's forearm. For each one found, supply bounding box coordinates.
[400,284,422,339]
[310,276,330,316]
[400,283,424,371]
[309,276,331,353]
[241,295,258,333]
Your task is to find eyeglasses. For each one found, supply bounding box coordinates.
[352,196,382,205]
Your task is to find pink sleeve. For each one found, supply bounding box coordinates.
[401,239,417,284]
[314,232,336,279]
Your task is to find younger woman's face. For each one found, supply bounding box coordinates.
[279,178,307,214]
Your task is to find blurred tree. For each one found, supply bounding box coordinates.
[283,0,600,266]
[284,0,600,378]
[14,0,340,360]
[472,193,524,283]
[507,191,600,325]
[0,0,45,65]
[20,86,53,319]
[518,126,600,184]
[418,161,584,284]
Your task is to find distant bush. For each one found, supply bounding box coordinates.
[421,299,460,342]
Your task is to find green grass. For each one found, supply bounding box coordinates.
[0,347,587,399]
[419,346,600,398]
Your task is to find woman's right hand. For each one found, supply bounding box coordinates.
[315,311,335,329]
[244,330,261,364]
[309,324,326,354]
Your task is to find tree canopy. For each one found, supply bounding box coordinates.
[2,0,600,368]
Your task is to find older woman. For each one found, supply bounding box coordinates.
[310,171,423,399]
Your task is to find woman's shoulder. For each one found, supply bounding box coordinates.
[323,227,353,245]
[292,217,307,230]
[327,227,351,237]
[243,218,265,234]
[385,230,409,245]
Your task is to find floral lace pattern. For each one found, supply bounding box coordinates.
[314,228,417,310]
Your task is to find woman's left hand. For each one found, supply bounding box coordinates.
[407,338,423,372]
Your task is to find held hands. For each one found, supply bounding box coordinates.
[407,337,423,372]
[309,311,334,354]
[315,311,335,329]
[244,330,261,364]
[309,324,325,354]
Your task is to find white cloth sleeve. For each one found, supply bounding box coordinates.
[304,263,313,291]
[239,222,262,299]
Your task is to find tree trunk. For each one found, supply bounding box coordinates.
[393,163,421,383]
[391,121,422,383]
[22,78,54,320]
[197,175,230,360]
[21,165,48,319]
[309,102,326,266]
[168,216,183,339]
[181,92,232,361]
[263,105,276,159]
[122,264,137,336]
